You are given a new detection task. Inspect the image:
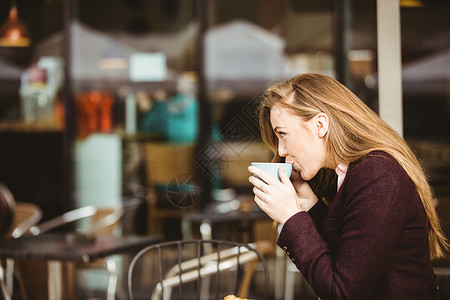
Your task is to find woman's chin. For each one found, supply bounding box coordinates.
[300,172,313,181]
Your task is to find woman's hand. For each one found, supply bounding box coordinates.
[290,169,319,212]
[248,166,319,224]
[248,165,315,224]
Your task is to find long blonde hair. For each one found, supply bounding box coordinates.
[258,73,448,259]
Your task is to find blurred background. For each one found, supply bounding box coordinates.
[0,0,449,299]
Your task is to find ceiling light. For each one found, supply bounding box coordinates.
[0,4,31,47]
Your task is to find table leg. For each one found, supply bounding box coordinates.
[181,218,193,240]
[274,246,286,300]
[5,259,14,297]
[199,221,212,240]
[48,260,63,300]
[0,264,11,300]
[284,260,300,300]
[199,221,212,299]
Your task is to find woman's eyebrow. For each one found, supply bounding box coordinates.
[273,126,285,133]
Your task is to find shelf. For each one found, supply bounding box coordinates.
[73,78,179,93]
[0,121,63,132]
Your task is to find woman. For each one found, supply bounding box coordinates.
[248,73,447,299]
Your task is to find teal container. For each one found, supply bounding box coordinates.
[139,93,198,143]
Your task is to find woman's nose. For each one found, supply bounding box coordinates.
[278,143,288,157]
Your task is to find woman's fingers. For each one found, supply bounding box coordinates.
[248,166,279,186]
[248,174,265,191]
[249,164,302,223]
[279,165,294,186]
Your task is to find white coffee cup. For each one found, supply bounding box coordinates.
[250,162,293,182]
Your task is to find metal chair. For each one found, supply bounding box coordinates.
[0,182,43,300]
[5,202,43,299]
[9,202,43,239]
[128,239,270,300]
[22,198,142,300]
[0,181,15,300]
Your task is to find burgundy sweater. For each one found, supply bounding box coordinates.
[278,151,439,299]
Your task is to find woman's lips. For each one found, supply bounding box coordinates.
[286,161,296,169]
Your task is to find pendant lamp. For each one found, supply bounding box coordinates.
[0,2,31,47]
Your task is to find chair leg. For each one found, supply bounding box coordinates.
[63,262,77,300]
[105,258,118,300]
[0,265,12,300]
[275,246,287,300]
[48,261,64,300]
[5,259,14,297]
[284,260,299,300]
[15,260,49,300]
[238,260,257,298]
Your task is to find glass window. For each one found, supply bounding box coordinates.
[400,1,450,249]
[401,2,450,142]
[1,0,448,236]
[68,0,199,213]
[207,0,335,193]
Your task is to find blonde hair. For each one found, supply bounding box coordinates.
[258,73,448,259]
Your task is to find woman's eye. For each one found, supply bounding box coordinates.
[279,132,286,137]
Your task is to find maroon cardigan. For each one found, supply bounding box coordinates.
[278,151,439,299]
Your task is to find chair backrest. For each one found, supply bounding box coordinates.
[1,202,42,299]
[28,197,144,236]
[29,205,98,235]
[9,202,42,238]
[83,206,123,235]
[84,197,144,235]
[0,182,15,237]
[144,143,195,186]
[128,239,269,300]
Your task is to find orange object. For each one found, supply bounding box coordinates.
[224,295,247,300]
[76,91,114,139]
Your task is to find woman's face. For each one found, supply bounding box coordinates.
[270,104,331,180]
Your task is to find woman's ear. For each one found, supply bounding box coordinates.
[316,113,329,138]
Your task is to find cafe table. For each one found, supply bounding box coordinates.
[0,233,161,300]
